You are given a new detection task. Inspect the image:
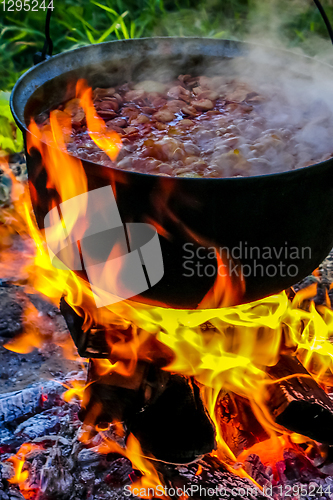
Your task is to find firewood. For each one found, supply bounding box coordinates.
[161,455,272,500]
[216,391,269,457]
[0,381,64,428]
[129,375,216,464]
[265,354,333,444]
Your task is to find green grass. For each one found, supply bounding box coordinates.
[0,0,165,91]
[1,0,333,153]
[2,0,333,93]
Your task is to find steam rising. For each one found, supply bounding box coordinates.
[33,0,333,177]
[145,0,333,176]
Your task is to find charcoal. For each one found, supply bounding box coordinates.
[129,375,216,464]
[319,248,333,287]
[79,469,96,483]
[6,491,25,500]
[0,463,14,481]
[39,448,73,499]
[77,448,102,468]
[243,454,271,487]
[161,455,272,500]
[32,435,71,446]
[14,412,60,440]
[105,458,133,487]
[78,383,144,426]
[0,430,15,447]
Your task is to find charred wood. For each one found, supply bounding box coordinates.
[0,381,65,429]
[216,391,269,457]
[161,455,272,500]
[265,354,333,444]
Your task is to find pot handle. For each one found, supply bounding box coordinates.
[33,7,53,65]
[31,0,333,66]
[313,0,333,45]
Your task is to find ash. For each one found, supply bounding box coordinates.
[0,382,268,500]
[0,376,333,500]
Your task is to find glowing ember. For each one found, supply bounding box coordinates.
[6,443,43,495]
[78,425,167,498]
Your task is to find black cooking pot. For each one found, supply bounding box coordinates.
[10,37,333,308]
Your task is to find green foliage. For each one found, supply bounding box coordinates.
[0,0,167,91]
[0,92,23,153]
[2,0,333,154]
[1,0,333,90]
[2,0,333,93]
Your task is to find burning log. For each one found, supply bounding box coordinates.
[0,381,65,429]
[265,354,333,444]
[80,363,216,464]
[161,455,272,500]
[319,248,333,287]
[216,391,269,457]
[61,299,216,463]
[129,374,216,464]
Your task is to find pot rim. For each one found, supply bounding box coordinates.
[10,35,333,183]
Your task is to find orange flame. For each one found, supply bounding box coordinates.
[4,302,44,354]
[92,431,168,499]
[62,378,92,403]
[76,79,122,162]
[7,443,42,488]
[198,250,245,308]
[195,464,202,476]
[3,81,333,494]
[238,435,291,466]
[5,141,333,461]
[0,157,35,281]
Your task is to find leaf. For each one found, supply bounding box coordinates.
[119,15,129,39]
[84,27,96,44]
[130,20,136,39]
[96,18,119,43]
[90,1,118,16]
[0,92,24,154]
[68,7,99,34]
[213,31,227,38]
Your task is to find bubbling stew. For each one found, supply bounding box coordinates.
[37,73,333,178]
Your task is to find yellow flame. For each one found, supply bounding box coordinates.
[92,430,168,499]
[7,443,42,486]
[62,379,92,403]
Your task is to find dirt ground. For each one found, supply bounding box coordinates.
[0,284,84,393]
[0,155,84,393]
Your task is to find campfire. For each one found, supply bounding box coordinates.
[3,37,333,500]
[1,146,333,500]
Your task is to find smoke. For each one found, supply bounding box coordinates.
[153,0,333,63]
[146,0,333,174]
[245,0,333,64]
